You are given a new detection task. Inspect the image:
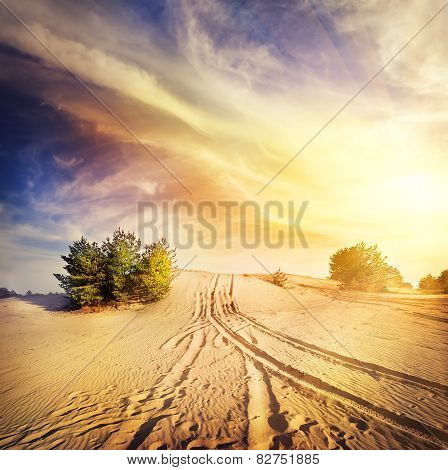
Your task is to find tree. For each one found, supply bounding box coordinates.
[438,270,448,294]
[25,290,33,296]
[54,237,105,307]
[418,274,440,291]
[138,239,176,302]
[102,229,141,302]
[0,287,13,298]
[385,265,411,288]
[329,242,391,292]
[54,230,177,307]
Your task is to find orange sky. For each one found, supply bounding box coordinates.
[0,0,447,291]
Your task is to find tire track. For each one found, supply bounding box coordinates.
[208,275,447,448]
[160,290,208,351]
[123,274,233,450]
[244,357,293,449]
[106,276,220,450]
[224,276,448,394]
[244,357,275,449]
[298,285,448,324]
[125,327,206,449]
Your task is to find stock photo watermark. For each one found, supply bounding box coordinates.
[138,200,309,249]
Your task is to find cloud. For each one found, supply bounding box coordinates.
[0,0,447,291]
[53,154,84,169]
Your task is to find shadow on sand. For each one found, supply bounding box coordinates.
[21,294,74,312]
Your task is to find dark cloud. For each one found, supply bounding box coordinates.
[0,83,99,209]
[0,42,42,63]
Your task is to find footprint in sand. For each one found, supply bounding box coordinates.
[328,425,352,450]
[299,418,318,435]
[348,416,369,432]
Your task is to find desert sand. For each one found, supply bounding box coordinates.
[0,272,447,450]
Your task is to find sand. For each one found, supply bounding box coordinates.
[0,271,447,450]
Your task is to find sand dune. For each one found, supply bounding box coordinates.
[0,272,447,450]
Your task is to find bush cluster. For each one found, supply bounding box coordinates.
[418,271,448,293]
[54,229,176,307]
[329,242,409,292]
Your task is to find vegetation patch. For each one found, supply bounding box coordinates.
[419,270,448,293]
[329,242,411,292]
[54,228,176,308]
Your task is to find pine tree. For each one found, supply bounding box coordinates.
[54,237,105,306]
[102,229,141,302]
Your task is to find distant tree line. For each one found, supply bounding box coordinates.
[418,271,448,293]
[0,288,58,298]
[0,287,17,298]
[54,228,177,307]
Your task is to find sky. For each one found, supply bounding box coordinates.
[0,0,447,293]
